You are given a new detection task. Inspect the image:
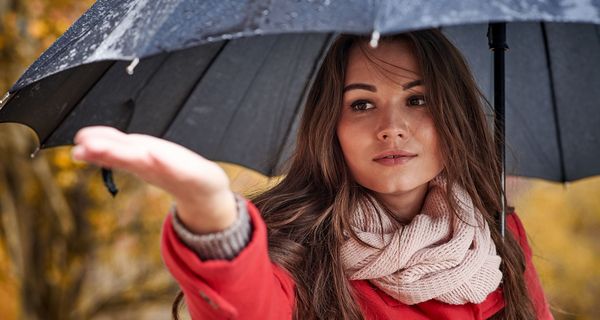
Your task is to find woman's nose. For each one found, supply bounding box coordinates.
[376,111,409,141]
[377,128,406,140]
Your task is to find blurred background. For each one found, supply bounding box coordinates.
[0,1,599,319]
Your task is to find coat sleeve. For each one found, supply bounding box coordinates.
[161,199,296,319]
[506,213,554,320]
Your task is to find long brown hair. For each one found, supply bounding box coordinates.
[173,29,537,319]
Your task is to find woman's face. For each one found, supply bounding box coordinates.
[336,39,444,205]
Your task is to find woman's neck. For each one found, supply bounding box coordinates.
[375,182,429,224]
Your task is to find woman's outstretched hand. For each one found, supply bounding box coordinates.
[72,126,237,234]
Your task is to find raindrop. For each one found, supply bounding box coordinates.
[290,12,298,18]
[262,9,269,16]
[221,34,233,40]
[126,57,140,75]
[324,0,331,5]
[370,30,380,48]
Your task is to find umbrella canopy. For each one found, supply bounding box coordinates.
[446,22,600,182]
[0,0,599,180]
[4,0,600,91]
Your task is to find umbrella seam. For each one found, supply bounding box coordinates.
[269,33,337,176]
[214,38,280,153]
[159,41,229,138]
[126,54,172,131]
[39,61,116,147]
[541,22,566,182]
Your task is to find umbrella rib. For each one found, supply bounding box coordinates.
[124,54,172,132]
[215,39,280,151]
[130,54,171,104]
[268,34,336,176]
[159,41,228,138]
[39,61,116,148]
[540,23,566,182]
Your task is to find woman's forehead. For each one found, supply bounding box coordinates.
[345,39,422,85]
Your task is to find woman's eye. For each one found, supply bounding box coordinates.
[407,95,426,107]
[350,100,375,112]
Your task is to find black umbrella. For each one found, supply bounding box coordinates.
[2,0,599,178]
[1,0,599,233]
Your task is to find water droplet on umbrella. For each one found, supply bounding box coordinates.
[126,57,140,75]
[370,30,380,48]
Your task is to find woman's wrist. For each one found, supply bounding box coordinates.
[173,190,238,234]
[171,194,252,260]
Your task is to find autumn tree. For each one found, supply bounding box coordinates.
[1,1,178,319]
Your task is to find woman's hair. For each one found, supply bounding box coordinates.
[173,29,537,319]
[252,29,536,319]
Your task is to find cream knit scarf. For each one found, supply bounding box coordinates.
[340,174,502,305]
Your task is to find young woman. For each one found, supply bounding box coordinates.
[72,29,552,319]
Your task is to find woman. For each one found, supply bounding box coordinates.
[72,29,552,319]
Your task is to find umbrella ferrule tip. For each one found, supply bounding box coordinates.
[30,147,40,158]
[370,31,380,48]
[126,58,140,75]
[0,92,11,111]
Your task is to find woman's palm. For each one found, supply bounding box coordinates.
[72,126,230,201]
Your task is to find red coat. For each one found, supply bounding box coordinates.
[161,200,553,319]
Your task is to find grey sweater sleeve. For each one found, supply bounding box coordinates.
[170,193,253,261]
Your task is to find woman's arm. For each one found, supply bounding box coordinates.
[506,213,554,320]
[162,199,295,319]
[73,126,296,319]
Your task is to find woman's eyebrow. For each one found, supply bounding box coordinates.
[402,79,423,91]
[343,80,423,93]
[343,83,376,93]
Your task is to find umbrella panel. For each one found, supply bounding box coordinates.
[1,33,332,176]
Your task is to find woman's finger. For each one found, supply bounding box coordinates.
[73,127,154,172]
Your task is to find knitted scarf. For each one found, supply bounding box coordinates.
[340,174,502,305]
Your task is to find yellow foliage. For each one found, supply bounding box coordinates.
[218,162,282,196]
[0,238,19,320]
[55,170,77,189]
[513,177,600,320]
[27,20,49,38]
[51,148,77,170]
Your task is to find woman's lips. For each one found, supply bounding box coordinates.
[372,150,418,166]
[373,155,417,166]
